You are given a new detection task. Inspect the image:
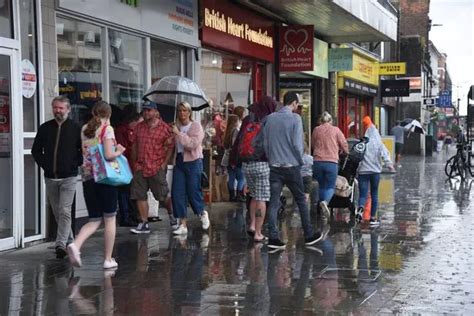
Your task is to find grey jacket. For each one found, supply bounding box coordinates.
[358,126,393,174]
[263,106,304,166]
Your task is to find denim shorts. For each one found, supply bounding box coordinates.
[83,180,118,220]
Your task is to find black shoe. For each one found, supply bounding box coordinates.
[305,232,323,246]
[268,238,286,249]
[55,246,67,259]
[148,216,162,222]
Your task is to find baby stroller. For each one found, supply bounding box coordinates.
[328,138,368,221]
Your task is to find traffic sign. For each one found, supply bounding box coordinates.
[423,97,436,106]
[438,90,452,108]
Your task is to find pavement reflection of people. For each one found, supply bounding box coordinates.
[170,237,204,315]
[311,238,348,311]
[243,243,269,315]
[353,231,379,306]
[267,250,292,314]
[68,271,115,315]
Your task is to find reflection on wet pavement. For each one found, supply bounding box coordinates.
[2,153,474,314]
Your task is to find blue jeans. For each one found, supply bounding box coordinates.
[227,166,245,192]
[357,173,380,218]
[313,161,338,203]
[268,166,314,240]
[172,154,204,219]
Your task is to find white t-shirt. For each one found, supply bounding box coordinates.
[177,122,192,153]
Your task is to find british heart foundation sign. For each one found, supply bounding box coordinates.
[279,25,314,72]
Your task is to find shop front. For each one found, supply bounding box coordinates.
[198,0,276,201]
[51,0,199,219]
[0,1,43,250]
[337,50,379,138]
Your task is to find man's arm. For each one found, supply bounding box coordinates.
[292,116,304,165]
[31,125,46,170]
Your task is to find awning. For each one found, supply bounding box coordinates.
[237,0,398,43]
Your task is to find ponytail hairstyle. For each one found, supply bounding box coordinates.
[84,101,112,139]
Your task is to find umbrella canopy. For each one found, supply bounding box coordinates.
[403,119,425,134]
[143,76,209,111]
[399,118,414,127]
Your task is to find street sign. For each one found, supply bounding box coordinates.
[423,97,436,106]
[379,62,406,75]
[438,90,452,108]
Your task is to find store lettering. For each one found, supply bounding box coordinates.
[120,0,138,8]
[358,63,373,76]
[204,8,273,48]
[80,90,101,99]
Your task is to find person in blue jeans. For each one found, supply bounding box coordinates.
[263,92,322,250]
[171,102,210,235]
[311,112,348,219]
[357,117,395,226]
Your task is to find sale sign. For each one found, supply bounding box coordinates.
[279,25,314,72]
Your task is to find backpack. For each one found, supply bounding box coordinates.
[238,114,265,162]
[349,138,368,163]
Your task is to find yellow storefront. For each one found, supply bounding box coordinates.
[336,49,379,138]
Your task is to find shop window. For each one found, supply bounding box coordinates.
[108,30,145,121]
[0,0,13,38]
[20,0,38,132]
[57,17,103,127]
[151,39,182,84]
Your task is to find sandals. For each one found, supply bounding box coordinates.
[253,236,268,243]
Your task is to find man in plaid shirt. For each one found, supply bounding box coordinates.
[130,101,177,234]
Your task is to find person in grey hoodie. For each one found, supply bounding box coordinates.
[357,117,395,226]
[263,92,322,250]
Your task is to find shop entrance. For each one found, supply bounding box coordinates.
[0,48,20,251]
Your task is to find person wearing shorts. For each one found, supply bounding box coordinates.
[238,96,277,243]
[130,101,176,234]
[67,101,125,270]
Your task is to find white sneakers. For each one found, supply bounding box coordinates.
[201,211,210,230]
[67,243,82,267]
[173,224,188,235]
[103,258,118,270]
[319,201,331,218]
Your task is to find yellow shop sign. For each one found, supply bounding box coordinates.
[339,52,378,86]
[379,62,406,75]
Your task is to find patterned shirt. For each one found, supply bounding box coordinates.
[132,119,174,177]
[81,123,115,181]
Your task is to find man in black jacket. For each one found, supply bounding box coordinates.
[32,96,82,258]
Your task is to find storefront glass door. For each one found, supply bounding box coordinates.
[0,49,17,250]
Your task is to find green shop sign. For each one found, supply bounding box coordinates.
[121,0,139,7]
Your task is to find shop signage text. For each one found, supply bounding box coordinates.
[204,8,273,48]
[328,48,353,72]
[339,53,378,86]
[200,0,275,62]
[408,77,421,90]
[279,25,313,72]
[423,97,436,106]
[379,62,406,75]
[381,79,410,97]
[120,0,138,7]
[21,59,37,99]
[338,78,378,96]
[59,0,199,48]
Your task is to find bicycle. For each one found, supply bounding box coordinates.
[445,141,474,181]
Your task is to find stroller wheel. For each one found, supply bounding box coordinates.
[356,213,363,223]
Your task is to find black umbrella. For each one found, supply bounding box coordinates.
[143,76,210,111]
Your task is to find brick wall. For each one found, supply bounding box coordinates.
[399,0,431,42]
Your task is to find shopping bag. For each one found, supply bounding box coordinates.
[89,142,133,186]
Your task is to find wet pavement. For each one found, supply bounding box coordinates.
[2,151,474,314]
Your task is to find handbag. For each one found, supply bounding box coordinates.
[201,171,209,188]
[89,126,133,186]
[334,175,351,198]
[221,148,230,167]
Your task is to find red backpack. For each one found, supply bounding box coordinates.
[238,114,265,162]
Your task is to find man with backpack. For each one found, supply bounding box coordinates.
[263,92,322,250]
